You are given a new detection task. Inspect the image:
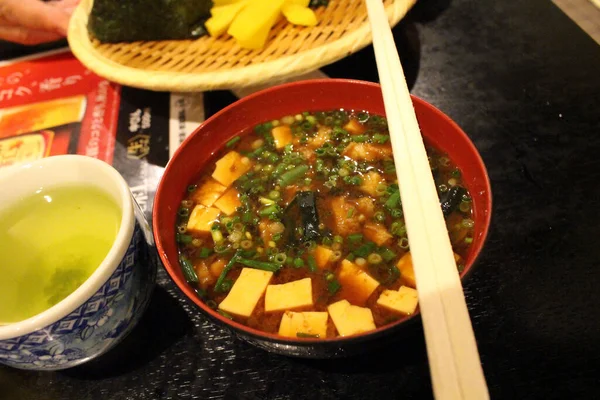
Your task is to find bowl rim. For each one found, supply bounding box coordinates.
[0,155,134,341]
[153,78,493,345]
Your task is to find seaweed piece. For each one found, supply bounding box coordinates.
[88,0,213,43]
[309,0,330,8]
[283,191,323,245]
[440,186,467,217]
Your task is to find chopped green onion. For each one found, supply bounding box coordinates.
[347,208,355,218]
[293,257,305,268]
[373,134,389,144]
[339,168,350,177]
[187,184,197,193]
[197,247,213,258]
[176,233,193,244]
[236,258,281,272]
[355,257,367,266]
[322,237,333,246]
[385,191,401,209]
[378,247,397,262]
[226,136,241,148]
[347,233,363,246]
[307,255,318,272]
[459,201,471,213]
[240,240,253,250]
[297,332,320,338]
[327,279,341,295]
[219,279,233,292]
[194,287,207,299]
[390,209,403,218]
[179,255,198,284]
[278,165,309,186]
[259,197,275,205]
[464,237,473,244]
[273,253,287,264]
[268,190,281,200]
[461,218,475,228]
[214,250,242,292]
[206,300,218,309]
[259,203,281,217]
[398,237,410,250]
[367,253,383,265]
[375,184,387,196]
[214,244,230,254]
[374,211,386,222]
[178,207,190,217]
[254,121,273,135]
[354,242,376,257]
[438,156,450,167]
[211,228,224,244]
[343,176,362,185]
[369,264,400,285]
[351,135,368,143]
[451,169,461,178]
[247,146,265,159]
[333,235,344,244]
[383,162,396,174]
[217,310,234,319]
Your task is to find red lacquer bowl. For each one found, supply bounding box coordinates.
[153,79,492,358]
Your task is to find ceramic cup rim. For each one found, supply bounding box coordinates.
[0,155,133,340]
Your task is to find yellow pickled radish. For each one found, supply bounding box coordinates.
[282,3,317,26]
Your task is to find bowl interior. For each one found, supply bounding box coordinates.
[153,79,492,343]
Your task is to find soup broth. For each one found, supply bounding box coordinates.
[176,110,474,339]
[0,185,121,323]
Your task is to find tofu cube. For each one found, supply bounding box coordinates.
[376,286,419,315]
[218,268,273,317]
[359,171,384,197]
[212,151,252,187]
[186,205,221,234]
[396,252,461,289]
[272,125,293,149]
[214,187,242,215]
[307,127,330,149]
[313,245,333,269]
[191,178,227,207]
[343,143,393,162]
[363,222,393,246]
[396,252,416,288]
[264,278,313,312]
[278,311,328,338]
[343,119,365,135]
[327,299,376,337]
[337,260,380,306]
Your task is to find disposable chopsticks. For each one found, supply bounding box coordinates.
[364,1,489,399]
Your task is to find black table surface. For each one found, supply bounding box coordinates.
[2,0,600,398]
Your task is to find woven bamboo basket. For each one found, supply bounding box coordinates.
[68,0,416,92]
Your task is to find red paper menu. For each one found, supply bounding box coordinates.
[0,49,206,220]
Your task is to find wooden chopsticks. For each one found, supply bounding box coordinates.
[364,1,489,399]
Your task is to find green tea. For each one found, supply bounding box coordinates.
[0,184,121,323]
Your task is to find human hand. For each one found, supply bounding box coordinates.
[0,0,80,45]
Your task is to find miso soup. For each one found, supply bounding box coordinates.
[175,110,475,339]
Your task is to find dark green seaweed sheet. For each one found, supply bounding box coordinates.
[88,0,213,43]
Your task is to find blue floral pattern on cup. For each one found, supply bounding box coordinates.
[0,203,157,371]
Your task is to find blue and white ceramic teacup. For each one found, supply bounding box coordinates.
[0,155,156,370]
